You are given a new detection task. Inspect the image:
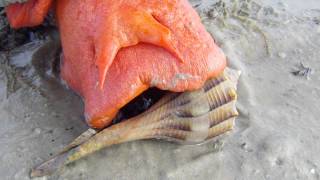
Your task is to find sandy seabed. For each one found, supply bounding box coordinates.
[0,0,320,179]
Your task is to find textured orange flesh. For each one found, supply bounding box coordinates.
[5,0,53,28]
[6,0,227,129]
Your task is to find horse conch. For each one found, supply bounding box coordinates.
[6,0,227,129]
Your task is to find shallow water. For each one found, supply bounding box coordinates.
[1,0,320,179]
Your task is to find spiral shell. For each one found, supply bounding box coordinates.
[31,67,241,177]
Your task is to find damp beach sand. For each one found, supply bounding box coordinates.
[0,0,320,179]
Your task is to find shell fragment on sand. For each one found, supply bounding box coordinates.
[30,67,241,178]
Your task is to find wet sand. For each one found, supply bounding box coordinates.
[0,0,320,179]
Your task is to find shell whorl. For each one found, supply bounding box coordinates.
[144,68,240,144]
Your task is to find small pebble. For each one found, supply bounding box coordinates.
[278,52,287,59]
[241,142,247,149]
[310,168,316,174]
[33,128,42,134]
[207,10,219,19]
